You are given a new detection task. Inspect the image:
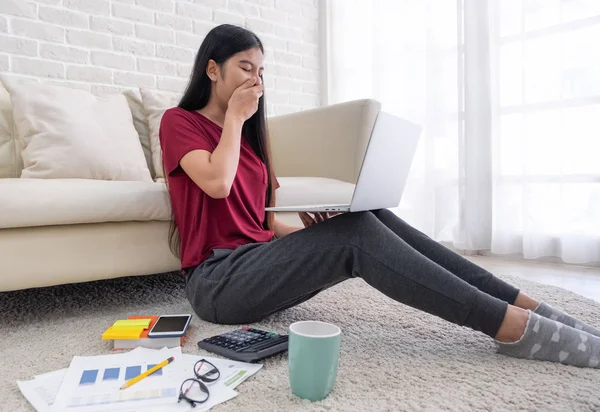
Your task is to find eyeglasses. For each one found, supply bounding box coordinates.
[178,359,221,407]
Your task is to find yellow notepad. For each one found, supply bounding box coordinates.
[112,319,152,328]
[102,326,145,340]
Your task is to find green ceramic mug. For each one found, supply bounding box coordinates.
[288,321,342,401]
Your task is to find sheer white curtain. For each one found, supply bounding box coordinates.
[327,0,600,265]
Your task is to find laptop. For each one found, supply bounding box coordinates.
[265,111,421,213]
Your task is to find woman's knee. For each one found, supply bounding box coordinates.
[335,211,385,242]
[370,208,404,223]
[344,210,379,226]
[370,209,413,233]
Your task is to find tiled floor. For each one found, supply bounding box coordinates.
[465,255,600,303]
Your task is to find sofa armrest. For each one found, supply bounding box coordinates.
[267,99,381,183]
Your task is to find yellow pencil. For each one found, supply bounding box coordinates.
[119,356,175,390]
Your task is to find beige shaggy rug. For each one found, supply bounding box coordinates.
[1,271,599,412]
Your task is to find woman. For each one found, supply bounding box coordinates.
[159,24,600,369]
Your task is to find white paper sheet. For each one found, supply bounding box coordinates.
[17,369,67,412]
[51,347,184,411]
[18,347,263,412]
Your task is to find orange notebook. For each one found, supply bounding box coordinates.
[111,316,186,350]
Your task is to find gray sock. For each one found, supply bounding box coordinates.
[534,301,600,338]
[496,310,600,368]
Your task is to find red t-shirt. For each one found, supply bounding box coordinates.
[159,107,275,270]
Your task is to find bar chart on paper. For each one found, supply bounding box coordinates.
[52,348,183,411]
[78,364,164,386]
[70,364,175,407]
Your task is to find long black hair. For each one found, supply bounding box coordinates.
[164,24,276,258]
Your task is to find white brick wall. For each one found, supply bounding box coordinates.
[0,0,320,115]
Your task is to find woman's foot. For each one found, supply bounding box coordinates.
[495,305,529,343]
[534,301,600,338]
[513,292,540,311]
[495,309,600,368]
[514,292,600,338]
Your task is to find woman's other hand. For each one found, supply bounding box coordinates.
[298,212,341,228]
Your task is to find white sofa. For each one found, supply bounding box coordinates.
[0,78,381,292]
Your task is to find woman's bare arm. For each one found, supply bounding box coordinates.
[179,115,243,199]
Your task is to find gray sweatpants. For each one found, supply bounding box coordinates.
[185,209,520,338]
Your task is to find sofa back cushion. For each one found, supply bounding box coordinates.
[140,88,180,179]
[0,83,23,178]
[1,76,152,181]
[123,89,155,179]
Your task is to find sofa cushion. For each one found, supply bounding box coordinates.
[275,177,355,207]
[0,77,152,182]
[123,89,155,179]
[0,83,23,178]
[140,88,180,180]
[0,177,354,229]
[0,179,170,229]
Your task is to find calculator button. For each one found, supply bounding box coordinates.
[253,335,289,351]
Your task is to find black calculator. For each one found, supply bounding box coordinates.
[197,327,289,363]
